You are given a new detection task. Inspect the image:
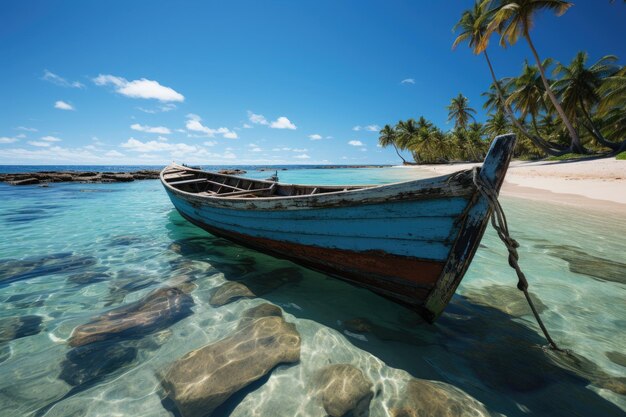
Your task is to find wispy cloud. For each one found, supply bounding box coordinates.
[130,123,171,134]
[185,114,237,139]
[348,140,363,146]
[364,124,380,132]
[93,74,184,102]
[242,123,252,129]
[28,141,51,147]
[137,103,177,114]
[401,78,415,84]
[247,111,269,126]
[270,116,296,130]
[352,125,361,131]
[308,134,322,140]
[54,100,75,110]
[294,154,310,159]
[15,126,38,132]
[0,136,19,144]
[43,70,84,88]
[105,150,125,157]
[41,136,62,142]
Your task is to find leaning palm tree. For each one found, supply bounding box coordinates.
[553,52,622,151]
[485,0,585,153]
[395,119,421,164]
[447,93,476,130]
[452,1,564,156]
[378,124,407,164]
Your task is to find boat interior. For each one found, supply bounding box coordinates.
[162,166,368,198]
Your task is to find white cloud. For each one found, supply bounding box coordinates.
[130,123,171,134]
[0,137,18,144]
[251,147,262,152]
[43,70,84,88]
[401,78,415,84]
[54,100,74,110]
[242,123,252,129]
[16,134,26,139]
[105,150,125,157]
[352,125,362,131]
[185,114,237,139]
[326,135,333,139]
[28,141,51,147]
[204,141,217,147]
[364,125,380,132]
[15,126,38,132]
[292,148,308,152]
[41,136,62,142]
[121,137,175,152]
[348,140,363,146]
[308,134,322,140]
[270,116,296,129]
[294,154,310,159]
[247,111,269,125]
[93,74,184,102]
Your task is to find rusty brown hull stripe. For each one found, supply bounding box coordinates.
[179,212,444,306]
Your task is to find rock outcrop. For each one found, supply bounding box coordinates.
[0,170,160,185]
[160,312,301,417]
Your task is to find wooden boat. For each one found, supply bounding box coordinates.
[161,134,516,322]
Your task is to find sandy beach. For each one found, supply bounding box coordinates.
[407,158,626,214]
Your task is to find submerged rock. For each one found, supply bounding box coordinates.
[0,315,43,343]
[69,286,194,347]
[217,169,247,175]
[537,244,626,284]
[104,269,159,305]
[312,364,373,417]
[0,252,97,285]
[60,341,138,386]
[237,303,284,328]
[240,267,303,295]
[463,284,547,317]
[209,282,255,307]
[389,378,489,417]
[67,271,111,285]
[161,315,301,417]
[606,351,626,368]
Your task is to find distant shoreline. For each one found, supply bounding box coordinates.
[0,165,393,185]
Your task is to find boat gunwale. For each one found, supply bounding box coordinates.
[160,163,476,210]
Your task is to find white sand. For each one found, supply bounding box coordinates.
[406,158,626,213]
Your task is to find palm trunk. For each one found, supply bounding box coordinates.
[579,98,622,151]
[482,50,566,156]
[524,31,586,154]
[392,144,408,164]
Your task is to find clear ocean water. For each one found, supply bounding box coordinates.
[0,166,624,417]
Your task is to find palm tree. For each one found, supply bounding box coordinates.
[485,111,510,137]
[447,93,476,130]
[452,1,565,156]
[553,52,621,150]
[378,124,407,164]
[507,60,550,134]
[395,119,421,163]
[485,0,585,153]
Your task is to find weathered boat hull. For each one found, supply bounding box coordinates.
[161,134,516,321]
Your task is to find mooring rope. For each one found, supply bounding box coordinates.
[472,167,568,353]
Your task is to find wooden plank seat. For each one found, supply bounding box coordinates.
[165,173,197,182]
[216,184,276,198]
[168,178,206,186]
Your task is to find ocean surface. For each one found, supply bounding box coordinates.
[0,166,624,417]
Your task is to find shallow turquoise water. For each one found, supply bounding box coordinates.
[0,167,624,417]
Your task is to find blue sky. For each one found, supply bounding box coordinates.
[1,1,624,165]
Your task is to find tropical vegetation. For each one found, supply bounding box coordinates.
[379,0,625,164]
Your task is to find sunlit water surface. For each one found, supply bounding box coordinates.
[0,167,624,417]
